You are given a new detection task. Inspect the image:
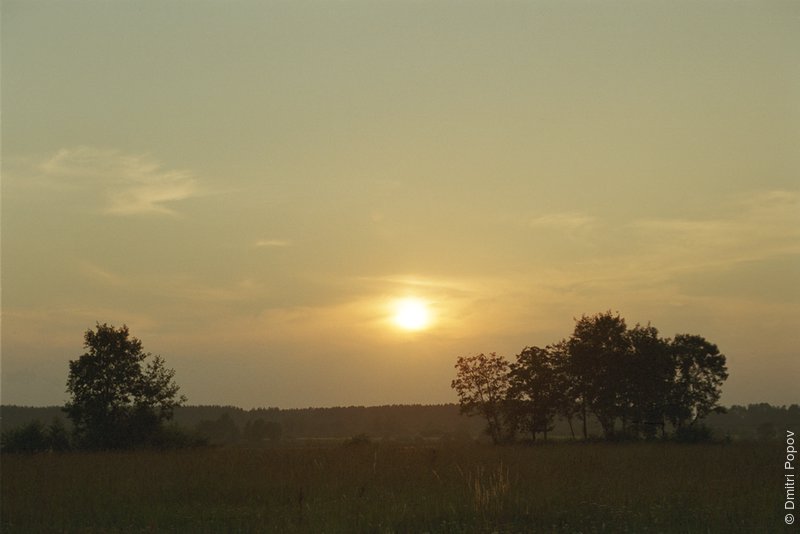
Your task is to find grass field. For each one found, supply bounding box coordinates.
[1,441,783,533]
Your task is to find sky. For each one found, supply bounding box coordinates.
[2,1,798,409]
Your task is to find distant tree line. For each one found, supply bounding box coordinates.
[707,403,800,441]
[195,413,283,445]
[187,405,475,445]
[4,402,798,452]
[452,311,730,443]
[0,403,483,452]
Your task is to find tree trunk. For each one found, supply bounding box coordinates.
[581,402,588,440]
[567,416,576,440]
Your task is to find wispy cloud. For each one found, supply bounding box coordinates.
[629,189,800,273]
[77,261,127,286]
[525,212,596,231]
[254,239,291,248]
[39,146,201,216]
[468,190,800,331]
[502,211,598,243]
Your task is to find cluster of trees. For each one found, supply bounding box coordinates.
[452,311,729,443]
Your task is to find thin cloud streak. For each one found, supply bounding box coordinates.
[525,212,596,231]
[254,239,292,248]
[628,189,800,274]
[39,147,202,216]
[77,261,127,287]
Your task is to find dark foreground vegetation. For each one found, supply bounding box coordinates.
[1,441,781,533]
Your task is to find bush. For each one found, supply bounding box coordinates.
[196,413,240,445]
[243,419,282,443]
[148,424,207,449]
[47,418,72,452]
[673,424,715,443]
[756,421,777,441]
[1,421,53,453]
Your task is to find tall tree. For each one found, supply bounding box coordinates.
[451,353,511,444]
[668,334,728,428]
[64,323,186,449]
[625,324,674,438]
[548,340,580,439]
[509,344,567,441]
[567,311,630,438]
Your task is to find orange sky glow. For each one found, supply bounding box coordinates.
[2,1,798,408]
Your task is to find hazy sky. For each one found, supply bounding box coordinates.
[2,1,798,409]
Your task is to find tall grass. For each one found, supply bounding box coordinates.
[1,441,780,532]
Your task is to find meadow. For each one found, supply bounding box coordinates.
[1,441,781,533]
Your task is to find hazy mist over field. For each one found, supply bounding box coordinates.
[2,1,798,408]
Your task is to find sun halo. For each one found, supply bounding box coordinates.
[392,297,432,331]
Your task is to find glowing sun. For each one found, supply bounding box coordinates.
[392,298,432,331]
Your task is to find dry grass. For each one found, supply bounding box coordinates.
[1,441,781,532]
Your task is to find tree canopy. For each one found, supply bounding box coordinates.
[452,311,729,442]
[451,353,511,444]
[64,323,186,449]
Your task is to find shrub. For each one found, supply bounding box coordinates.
[46,418,72,452]
[148,424,207,449]
[1,421,51,453]
[673,424,715,443]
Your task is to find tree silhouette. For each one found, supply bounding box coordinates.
[567,311,630,439]
[668,334,728,428]
[624,323,674,438]
[451,353,511,444]
[64,323,186,449]
[452,312,729,443]
[509,344,569,441]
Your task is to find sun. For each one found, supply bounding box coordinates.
[392,297,432,331]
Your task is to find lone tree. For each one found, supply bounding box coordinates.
[64,323,186,449]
